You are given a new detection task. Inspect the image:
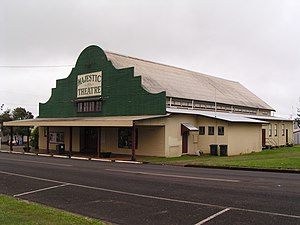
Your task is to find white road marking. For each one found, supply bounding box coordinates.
[105,169,240,183]
[13,184,69,197]
[114,160,143,164]
[195,208,231,225]
[53,155,69,158]
[1,170,300,220]
[0,158,72,167]
[71,156,89,160]
[38,154,52,157]
[10,151,24,154]
[90,158,111,162]
[24,152,37,156]
[0,171,67,184]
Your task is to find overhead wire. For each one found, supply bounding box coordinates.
[0,65,74,68]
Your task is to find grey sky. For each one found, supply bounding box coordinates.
[1,0,299,117]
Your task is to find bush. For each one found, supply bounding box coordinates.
[30,127,39,149]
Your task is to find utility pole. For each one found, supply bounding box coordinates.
[0,104,3,150]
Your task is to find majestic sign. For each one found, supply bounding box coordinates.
[77,71,102,98]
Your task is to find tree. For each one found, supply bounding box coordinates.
[12,107,33,120]
[296,107,300,128]
[30,127,39,149]
[0,107,34,138]
[12,107,34,138]
[0,109,12,136]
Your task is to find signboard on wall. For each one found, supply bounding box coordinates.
[77,71,102,98]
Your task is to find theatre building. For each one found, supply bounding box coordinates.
[4,45,293,158]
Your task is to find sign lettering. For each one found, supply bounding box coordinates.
[77,71,102,98]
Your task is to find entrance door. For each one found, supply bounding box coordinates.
[262,129,266,147]
[286,129,289,145]
[182,131,188,154]
[80,127,99,154]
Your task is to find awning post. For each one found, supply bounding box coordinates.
[26,127,30,152]
[97,127,101,158]
[131,123,136,161]
[69,126,72,157]
[46,126,49,154]
[10,127,13,151]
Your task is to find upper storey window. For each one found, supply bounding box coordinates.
[77,100,102,113]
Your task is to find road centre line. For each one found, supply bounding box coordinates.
[0,158,73,167]
[105,169,240,183]
[195,208,231,225]
[1,170,300,220]
[13,184,69,197]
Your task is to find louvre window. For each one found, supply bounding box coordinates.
[77,101,101,113]
[199,126,205,135]
[218,126,225,135]
[274,124,278,136]
[208,126,214,135]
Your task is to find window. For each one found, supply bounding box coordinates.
[269,124,272,137]
[218,126,225,136]
[199,126,205,135]
[208,126,214,135]
[282,124,285,136]
[77,100,102,113]
[118,128,138,149]
[274,124,278,136]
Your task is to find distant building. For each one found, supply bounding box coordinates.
[294,120,300,145]
[4,45,293,158]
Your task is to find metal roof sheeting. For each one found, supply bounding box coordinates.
[167,108,269,123]
[106,52,274,111]
[3,115,169,127]
[182,123,199,131]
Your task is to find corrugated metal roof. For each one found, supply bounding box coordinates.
[106,52,274,111]
[167,108,268,123]
[246,114,293,122]
[3,115,169,127]
[182,123,199,131]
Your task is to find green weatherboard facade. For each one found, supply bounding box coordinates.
[39,45,166,118]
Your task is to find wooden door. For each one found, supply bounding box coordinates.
[262,129,266,147]
[81,127,98,153]
[286,129,288,145]
[182,131,188,154]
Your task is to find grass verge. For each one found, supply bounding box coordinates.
[141,146,300,169]
[0,195,107,225]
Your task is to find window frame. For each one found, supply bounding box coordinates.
[77,100,102,113]
[199,126,205,135]
[282,124,285,136]
[208,126,214,135]
[118,127,138,149]
[218,126,225,136]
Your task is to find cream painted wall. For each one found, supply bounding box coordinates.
[228,123,262,155]
[263,121,294,146]
[38,126,80,152]
[164,114,200,157]
[197,117,228,154]
[101,126,165,157]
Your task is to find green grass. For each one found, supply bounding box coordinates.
[141,146,300,169]
[0,195,107,225]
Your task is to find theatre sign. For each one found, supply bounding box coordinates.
[77,71,102,98]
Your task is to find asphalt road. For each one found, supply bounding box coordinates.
[0,152,299,225]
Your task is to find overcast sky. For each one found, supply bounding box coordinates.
[1,0,299,118]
